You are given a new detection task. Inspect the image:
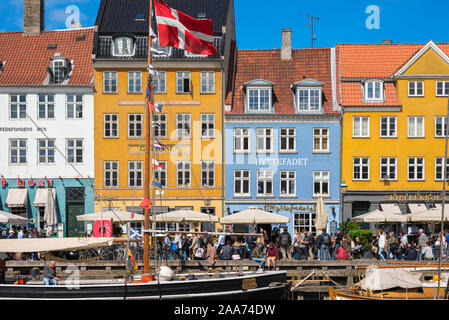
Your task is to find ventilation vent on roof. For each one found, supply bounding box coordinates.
[76,35,86,41]
[136,13,145,20]
[198,12,206,18]
[381,40,393,44]
[0,61,4,72]
[47,44,57,49]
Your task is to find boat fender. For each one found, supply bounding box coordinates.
[29,218,36,225]
[14,279,24,285]
[158,266,174,281]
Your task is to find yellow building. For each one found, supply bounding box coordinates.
[92,0,236,232]
[338,41,449,221]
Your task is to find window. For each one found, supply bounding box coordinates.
[280,128,296,152]
[256,128,273,153]
[176,114,191,138]
[313,171,329,195]
[364,81,383,101]
[294,212,316,235]
[408,117,425,138]
[200,71,215,93]
[313,128,329,152]
[38,95,55,119]
[234,170,250,197]
[38,139,55,164]
[435,158,449,181]
[104,161,119,187]
[152,40,171,57]
[128,71,142,93]
[234,128,250,153]
[9,94,27,120]
[114,37,133,56]
[380,157,397,180]
[408,81,424,96]
[408,157,424,181]
[104,114,119,138]
[380,117,397,137]
[66,139,83,163]
[153,113,167,137]
[436,81,449,96]
[201,114,215,138]
[128,161,142,188]
[247,87,272,112]
[436,116,448,137]
[103,72,117,93]
[128,114,142,138]
[52,59,67,84]
[353,117,369,137]
[297,88,321,111]
[66,94,83,119]
[153,71,166,93]
[9,139,27,164]
[257,170,273,197]
[201,161,215,187]
[353,157,369,181]
[280,171,296,196]
[153,161,167,187]
[177,161,191,187]
[176,71,191,93]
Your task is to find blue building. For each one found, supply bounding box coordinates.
[224,30,341,237]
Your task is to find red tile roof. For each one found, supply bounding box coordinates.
[340,82,401,106]
[0,28,94,86]
[226,48,337,114]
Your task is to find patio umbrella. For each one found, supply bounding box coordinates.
[77,210,146,223]
[350,209,410,223]
[149,209,219,223]
[0,210,29,225]
[220,207,289,225]
[314,194,328,231]
[408,207,449,222]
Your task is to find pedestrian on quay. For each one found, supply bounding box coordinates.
[402,242,418,261]
[250,242,266,271]
[333,228,343,260]
[205,242,217,267]
[399,231,408,257]
[231,239,242,260]
[336,243,349,260]
[173,233,182,260]
[220,240,232,260]
[330,236,337,260]
[417,229,428,260]
[386,231,397,260]
[307,231,316,260]
[342,231,352,260]
[315,230,322,260]
[351,236,363,259]
[279,227,292,260]
[421,241,434,261]
[266,242,278,271]
[43,261,60,285]
[298,229,308,260]
[163,233,173,261]
[371,235,379,259]
[318,230,331,260]
[377,230,386,261]
[217,231,225,259]
[292,231,301,260]
[180,234,189,261]
[189,232,201,260]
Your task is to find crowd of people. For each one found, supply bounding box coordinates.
[1,227,46,261]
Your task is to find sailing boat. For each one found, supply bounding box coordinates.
[0,0,288,300]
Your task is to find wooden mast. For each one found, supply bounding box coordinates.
[143,0,154,276]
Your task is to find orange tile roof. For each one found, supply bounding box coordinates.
[0,28,94,86]
[226,48,338,114]
[340,82,401,106]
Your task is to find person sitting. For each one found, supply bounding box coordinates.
[231,240,242,260]
[220,240,232,260]
[43,261,60,285]
[194,246,205,260]
[266,243,278,271]
[421,242,434,260]
[402,242,418,261]
[250,242,266,271]
[336,245,349,260]
[351,236,363,259]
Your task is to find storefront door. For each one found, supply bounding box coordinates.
[66,203,84,237]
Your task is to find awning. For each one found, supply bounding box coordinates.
[380,203,401,214]
[407,203,427,213]
[32,188,52,207]
[0,237,114,253]
[77,211,146,223]
[220,207,290,225]
[0,210,29,225]
[5,188,27,208]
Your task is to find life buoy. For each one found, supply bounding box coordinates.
[93,220,113,237]
[29,218,36,225]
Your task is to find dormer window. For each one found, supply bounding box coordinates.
[293,79,324,112]
[243,79,274,113]
[114,37,134,56]
[0,61,5,73]
[49,56,70,84]
[364,80,384,101]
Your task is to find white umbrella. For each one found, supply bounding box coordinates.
[220,207,289,225]
[314,194,328,231]
[77,210,146,223]
[0,237,114,253]
[0,210,29,225]
[408,207,449,222]
[350,209,410,223]
[150,209,219,223]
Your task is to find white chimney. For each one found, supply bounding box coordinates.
[281,29,292,60]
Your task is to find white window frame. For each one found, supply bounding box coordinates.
[176,71,191,94]
[153,71,166,94]
[37,138,56,164]
[234,128,250,153]
[294,212,316,235]
[52,59,67,84]
[435,157,449,181]
[176,114,191,139]
[201,161,215,188]
[435,116,448,138]
[380,157,397,181]
[297,87,322,112]
[104,114,119,138]
[201,114,215,139]
[408,116,425,138]
[66,94,83,119]
[408,81,424,97]
[364,80,384,101]
[128,161,143,188]
[127,71,142,94]
[103,71,118,94]
[200,71,215,94]
[246,87,272,112]
[436,81,449,97]
[256,128,273,153]
[280,171,296,197]
[9,138,27,165]
[313,128,330,152]
[9,94,27,120]
[279,128,296,153]
[234,170,250,197]
[66,139,83,164]
[380,116,397,138]
[104,161,119,188]
[313,171,330,196]
[353,157,370,181]
[408,157,425,181]
[153,113,167,138]
[353,116,370,138]
[128,113,143,138]
[38,94,55,119]
[113,37,134,56]
[257,170,273,197]
[177,161,191,187]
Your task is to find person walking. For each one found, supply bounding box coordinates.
[279,227,292,260]
[377,230,386,261]
[298,229,308,260]
[307,231,316,260]
[417,229,428,260]
[386,231,397,260]
[319,230,331,260]
[333,228,343,260]
[205,242,217,267]
[292,231,301,260]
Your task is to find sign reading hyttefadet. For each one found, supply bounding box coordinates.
[256,158,309,166]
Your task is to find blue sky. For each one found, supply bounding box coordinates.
[1,0,448,49]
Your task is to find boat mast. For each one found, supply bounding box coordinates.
[143,0,154,276]
[437,94,449,299]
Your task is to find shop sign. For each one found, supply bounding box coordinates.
[256,158,309,166]
[385,193,446,202]
[0,127,46,132]
[1,179,53,188]
[266,204,316,213]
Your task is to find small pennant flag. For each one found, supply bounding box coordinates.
[127,249,138,271]
[152,158,165,171]
[139,198,153,209]
[131,212,135,218]
[148,64,159,75]
[151,179,163,190]
[149,102,163,112]
[153,139,165,150]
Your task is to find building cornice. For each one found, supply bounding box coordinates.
[342,106,402,112]
[93,59,223,69]
[224,113,341,123]
[0,86,93,93]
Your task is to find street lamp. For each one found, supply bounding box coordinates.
[340,179,348,225]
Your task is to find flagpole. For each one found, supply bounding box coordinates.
[143,0,154,276]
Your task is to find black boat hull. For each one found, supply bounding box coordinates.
[0,271,288,300]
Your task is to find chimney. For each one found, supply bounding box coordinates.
[381,40,393,44]
[24,0,44,35]
[281,29,292,60]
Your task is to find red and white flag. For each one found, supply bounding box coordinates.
[154,0,217,55]
[152,158,165,171]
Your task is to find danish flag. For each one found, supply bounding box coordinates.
[154,0,217,55]
[152,158,165,171]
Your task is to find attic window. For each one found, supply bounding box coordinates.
[364,80,384,101]
[113,37,134,56]
[47,44,57,49]
[51,58,68,84]
[76,35,86,41]
[293,79,324,112]
[136,13,145,20]
[0,61,4,72]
